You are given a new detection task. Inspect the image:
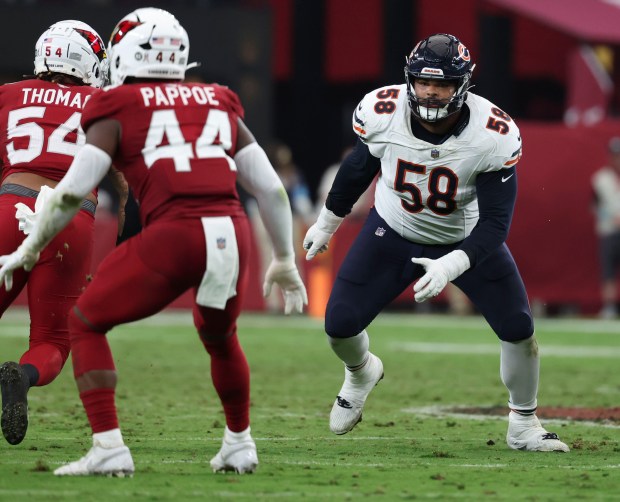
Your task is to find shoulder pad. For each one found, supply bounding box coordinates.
[468,93,523,171]
[352,84,406,143]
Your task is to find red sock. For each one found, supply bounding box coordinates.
[80,388,119,433]
[203,333,250,432]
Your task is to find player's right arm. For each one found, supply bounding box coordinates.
[303,90,385,260]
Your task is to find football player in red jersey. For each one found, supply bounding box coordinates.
[0,20,113,446]
[0,8,307,476]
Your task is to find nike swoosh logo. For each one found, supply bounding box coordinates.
[502,174,514,182]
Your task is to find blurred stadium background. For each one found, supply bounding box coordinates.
[3,0,620,317]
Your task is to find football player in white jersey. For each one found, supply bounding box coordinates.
[303,33,569,452]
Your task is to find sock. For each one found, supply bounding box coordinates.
[20,364,39,388]
[328,330,369,368]
[225,426,251,442]
[80,388,119,433]
[202,333,250,433]
[93,428,125,448]
[500,336,539,413]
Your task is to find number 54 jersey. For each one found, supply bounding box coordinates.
[81,82,247,226]
[0,79,100,182]
[354,84,522,245]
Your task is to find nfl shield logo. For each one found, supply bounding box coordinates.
[217,237,226,250]
[375,227,386,237]
[431,149,440,159]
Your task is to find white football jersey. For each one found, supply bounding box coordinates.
[353,84,522,245]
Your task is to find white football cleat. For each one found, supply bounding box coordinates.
[210,426,258,474]
[506,411,569,452]
[54,444,135,476]
[330,353,384,435]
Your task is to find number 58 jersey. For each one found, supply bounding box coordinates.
[354,84,522,245]
[81,82,247,225]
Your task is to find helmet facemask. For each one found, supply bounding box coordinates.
[404,33,475,123]
[405,72,472,122]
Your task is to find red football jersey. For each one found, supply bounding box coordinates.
[0,79,100,182]
[82,82,247,225]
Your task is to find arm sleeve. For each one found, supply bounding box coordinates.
[234,142,295,259]
[326,138,381,217]
[457,166,517,267]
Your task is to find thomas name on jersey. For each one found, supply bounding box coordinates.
[139,84,221,108]
[20,87,92,109]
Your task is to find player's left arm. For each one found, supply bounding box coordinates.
[412,118,521,303]
[234,118,307,314]
[411,168,517,302]
[457,165,517,266]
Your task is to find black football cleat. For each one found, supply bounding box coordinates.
[0,361,30,445]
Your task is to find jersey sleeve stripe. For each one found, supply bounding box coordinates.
[503,152,521,167]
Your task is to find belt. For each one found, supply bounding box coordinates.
[0,183,96,216]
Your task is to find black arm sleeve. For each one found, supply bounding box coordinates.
[325,138,381,217]
[458,166,517,267]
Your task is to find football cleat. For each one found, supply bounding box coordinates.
[0,361,30,445]
[210,426,258,474]
[506,411,569,452]
[329,353,384,435]
[54,444,135,477]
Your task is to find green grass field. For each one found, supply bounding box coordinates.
[1,308,619,501]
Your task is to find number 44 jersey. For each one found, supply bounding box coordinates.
[81,82,247,225]
[354,84,522,245]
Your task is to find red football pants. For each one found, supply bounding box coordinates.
[0,192,94,386]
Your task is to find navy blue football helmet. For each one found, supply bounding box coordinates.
[404,33,475,122]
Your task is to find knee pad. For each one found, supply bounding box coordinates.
[325,301,363,339]
[497,311,534,342]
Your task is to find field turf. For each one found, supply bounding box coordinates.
[1,308,619,500]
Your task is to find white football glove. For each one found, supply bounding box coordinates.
[411,250,470,303]
[263,257,308,315]
[0,245,40,291]
[14,185,54,235]
[303,205,344,260]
